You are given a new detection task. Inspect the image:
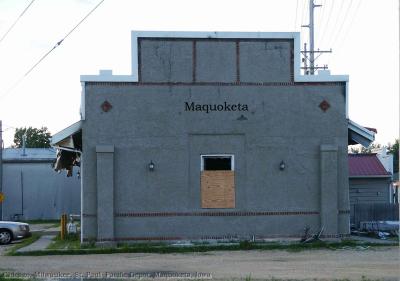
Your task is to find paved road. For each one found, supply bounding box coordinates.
[0,246,398,280]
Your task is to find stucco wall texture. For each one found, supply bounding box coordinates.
[81,38,350,242]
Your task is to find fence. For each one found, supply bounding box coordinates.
[351,203,399,229]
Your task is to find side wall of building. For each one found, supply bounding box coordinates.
[349,178,391,204]
[81,38,349,241]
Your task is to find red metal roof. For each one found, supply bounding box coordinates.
[348,154,391,177]
[364,127,378,134]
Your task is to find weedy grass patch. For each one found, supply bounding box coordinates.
[9,237,397,256]
[4,233,41,256]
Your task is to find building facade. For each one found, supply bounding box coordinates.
[53,32,375,243]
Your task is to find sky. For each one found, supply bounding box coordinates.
[0,0,398,147]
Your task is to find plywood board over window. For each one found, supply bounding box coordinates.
[201,155,235,208]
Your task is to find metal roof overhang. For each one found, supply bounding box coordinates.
[51,121,82,153]
[349,175,392,179]
[348,119,375,147]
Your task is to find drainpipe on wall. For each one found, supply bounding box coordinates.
[20,171,24,218]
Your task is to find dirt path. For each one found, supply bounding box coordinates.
[0,246,399,280]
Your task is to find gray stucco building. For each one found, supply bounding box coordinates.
[52,31,375,243]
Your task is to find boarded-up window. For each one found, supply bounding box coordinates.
[201,155,235,208]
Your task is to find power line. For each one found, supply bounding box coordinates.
[24,0,105,78]
[300,0,308,26]
[318,0,335,48]
[0,0,106,101]
[327,0,362,65]
[316,0,326,26]
[294,0,299,30]
[0,0,36,45]
[326,0,354,50]
[322,0,345,47]
[331,0,360,50]
[315,0,326,44]
[300,0,309,44]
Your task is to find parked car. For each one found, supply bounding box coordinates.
[0,221,31,245]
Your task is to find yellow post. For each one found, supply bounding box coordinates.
[60,213,67,240]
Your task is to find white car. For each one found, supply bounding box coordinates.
[0,221,31,244]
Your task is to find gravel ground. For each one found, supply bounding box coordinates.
[0,246,398,280]
[0,243,13,256]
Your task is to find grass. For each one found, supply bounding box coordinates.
[20,219,59,225]
[0,274,387,281]
[8,236,397,256]
[46,233,81,250]
[0,273,389,281]
[4,233,41,256]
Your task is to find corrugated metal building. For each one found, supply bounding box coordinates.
[1,148,80,220]
[348,154,392,204]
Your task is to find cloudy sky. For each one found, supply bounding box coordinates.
[0,0,398,147]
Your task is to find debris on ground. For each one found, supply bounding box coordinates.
[300,226,324,243]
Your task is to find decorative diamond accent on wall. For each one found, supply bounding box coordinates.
[101,100,112,112]
[319,100,330,112]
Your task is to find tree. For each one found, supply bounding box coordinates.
[349,142,382,154]
[13,127,51,148]
[350,140,399,173]
[388,139,399,173]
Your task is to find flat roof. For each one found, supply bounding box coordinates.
[2,148,56,162]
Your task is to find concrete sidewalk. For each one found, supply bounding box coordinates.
[16,223,59,253]
[16,235,55,253]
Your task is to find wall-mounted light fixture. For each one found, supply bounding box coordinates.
[279,161,286,171]
[148,161,155,171]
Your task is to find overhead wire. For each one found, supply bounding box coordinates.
[300,0,309,44]
[315,0,326,46]
[318,0,336,49]
[300,0,308,27]
[326,0,354,51]
[24,0,105,78]
[322,0,345,48]
[327,0,362,65]
[316,0,326,26]
[294,0,299,30]
[0,0,36,45]
[0,0,106,101]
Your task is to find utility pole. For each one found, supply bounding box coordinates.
[301,0,332,75]
[303,43,309,75]
[309,0,318,74]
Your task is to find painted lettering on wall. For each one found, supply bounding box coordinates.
[185,102,249,113]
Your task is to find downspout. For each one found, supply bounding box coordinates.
[20,171,24,218]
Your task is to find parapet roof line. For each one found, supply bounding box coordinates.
[80,30,348,83]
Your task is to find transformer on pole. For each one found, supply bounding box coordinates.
[301,0,332,75]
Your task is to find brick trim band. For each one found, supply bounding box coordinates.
[82,213,97,218]
[115,211,319,217]
[86,81,345,86]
